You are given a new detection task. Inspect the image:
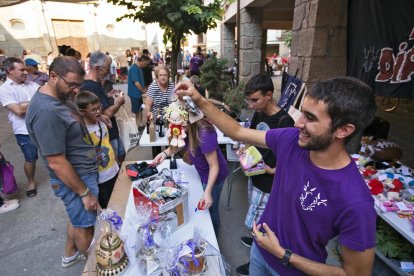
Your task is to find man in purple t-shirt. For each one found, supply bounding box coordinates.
[176,77,377,275]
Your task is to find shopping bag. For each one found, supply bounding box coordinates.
[116,106,139,152]
[0,152,18,194]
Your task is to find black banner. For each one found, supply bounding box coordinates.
[347,0,414,99]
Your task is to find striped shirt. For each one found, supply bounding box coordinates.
[147,80,174,117]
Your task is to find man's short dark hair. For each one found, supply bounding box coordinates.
[75,91,100,110]
[49,56,85,77]
[307,77,376,142]
[138,55,151,62]
[244,73,274,96]
[142,49,149,55]
[3,57,24,74]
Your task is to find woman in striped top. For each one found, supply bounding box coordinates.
[146,65,175,120]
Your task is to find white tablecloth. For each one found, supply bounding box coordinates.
[119,160,222,275]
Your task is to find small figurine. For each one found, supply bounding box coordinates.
[163,101,189,148]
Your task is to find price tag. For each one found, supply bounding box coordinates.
[378,174,387,181]
[401,262,414,271]
[395,202,410,211]
[402,166,411,176]
[360,146,366,153]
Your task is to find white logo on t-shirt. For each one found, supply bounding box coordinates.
[300,181,328,211]
[256,122,270,131]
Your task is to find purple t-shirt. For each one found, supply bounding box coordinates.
[186,128,229,184]
[257,128,376,275]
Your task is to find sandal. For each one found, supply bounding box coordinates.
[26,189,37,197]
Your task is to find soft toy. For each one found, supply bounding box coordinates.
[367,179,384,195]
[365,139,403,161]
[384,178,404,201]
[164,101,189,148]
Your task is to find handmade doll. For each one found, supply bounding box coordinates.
[163,101,189,148]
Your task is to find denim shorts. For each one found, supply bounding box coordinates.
[15,134,38,162]
[110,137,126,161]
[50,172,99,228]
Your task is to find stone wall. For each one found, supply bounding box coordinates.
[239,8,264,84]
[220,23,236,66]
[289,0,347,87]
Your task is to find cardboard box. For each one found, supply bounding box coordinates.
[132,172,189,232]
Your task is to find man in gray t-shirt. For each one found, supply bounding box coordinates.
[26,56,99,268]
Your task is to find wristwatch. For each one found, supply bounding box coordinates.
[279,249,293,267]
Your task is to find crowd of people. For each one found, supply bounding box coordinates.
[0,43,379,276]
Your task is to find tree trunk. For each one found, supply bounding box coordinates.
[170,34,182,84]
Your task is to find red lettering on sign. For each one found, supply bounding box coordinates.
[399,46,414,82]
[375,48,394,82]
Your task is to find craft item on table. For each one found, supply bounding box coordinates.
[182,95,203,123]
[243,160,266,176]
[239,146,266,176]
[125,161,158,181]
[402,188,414,202]
[173,228,231,275]
[133,168,189,232]
[368,179,384,195]
[239,146,262,169]
[384,178,404,201]
[376,199,414,213]
[164,101,189,148]
[149,118,156,142]
[365,139,403,161]
[94,209,129,276]
[362,168,377,178]
[96,232,129,276]
[395,161,414,177]
[180,239,208,274]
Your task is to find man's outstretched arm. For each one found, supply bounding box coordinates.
[175,81,268,148]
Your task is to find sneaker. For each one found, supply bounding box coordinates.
[0,200,20,214]
[61,251,85,268]
[236,262,250,276]
[241,236,253,248]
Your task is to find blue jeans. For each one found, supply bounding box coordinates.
[110,137,126,161]
[202,180,224,235]
[250,242,280,276]
[15,134,38,162]
[50,172,99,228]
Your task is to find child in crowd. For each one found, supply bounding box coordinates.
[152,117,228,234]
[75,91,119,208]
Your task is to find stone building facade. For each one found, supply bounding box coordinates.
[0,0,160,61]
[221,0,347,87]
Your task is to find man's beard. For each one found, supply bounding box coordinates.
[56,87,74,102]
[300,129,334,151]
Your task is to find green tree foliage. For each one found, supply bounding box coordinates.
[284,30,292,48]
[200,58,229,100]
[107,0,227,79]
[223,82,246,115]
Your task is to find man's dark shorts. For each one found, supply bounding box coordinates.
[15,134,38,162]
[130,97,143,114]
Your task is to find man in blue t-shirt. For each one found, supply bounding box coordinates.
[127,55,151,130]
[176,77,377,276]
